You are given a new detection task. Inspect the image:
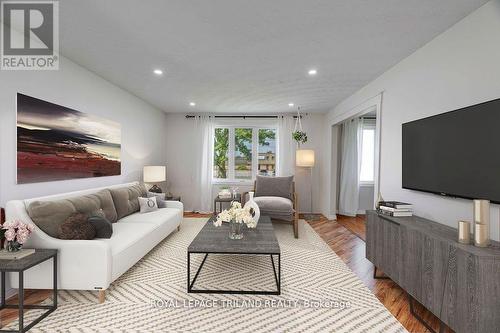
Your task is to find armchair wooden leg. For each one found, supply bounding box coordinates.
[177,225,181,231]
[293,217,299,238]
[293,191,299,238]
[98,290,106,303]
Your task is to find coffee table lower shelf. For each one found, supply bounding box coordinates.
[187,252,281,295]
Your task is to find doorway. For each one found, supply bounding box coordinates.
[331,104,381,219]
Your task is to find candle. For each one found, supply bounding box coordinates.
[474,223,490,247]
[457,221,471,244]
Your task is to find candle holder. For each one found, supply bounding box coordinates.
[474,223,490,247]
[473,199,490,247]
[457,221,471,244]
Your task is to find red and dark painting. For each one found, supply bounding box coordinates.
[17,93,121,184]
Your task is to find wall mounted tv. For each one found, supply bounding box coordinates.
[402,98,500,204]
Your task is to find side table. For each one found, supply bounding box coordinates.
[166,196,181,202]
[0,249,57,333]
[214,194,242,214]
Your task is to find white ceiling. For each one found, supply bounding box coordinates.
[60,0,488,114]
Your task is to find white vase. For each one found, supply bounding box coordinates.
[244,191,260,226]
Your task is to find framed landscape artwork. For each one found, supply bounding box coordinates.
[17,93,121,184]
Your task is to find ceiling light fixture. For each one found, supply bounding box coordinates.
[288,103,294,107]
[153,69,163,75]
[308,69,317,76]
[189,102,196,106]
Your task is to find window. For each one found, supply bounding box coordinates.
[258,129,277,177]
[213,126,277,182]
[213,128,229,179]
[359,122,376,183]
[234,128,253,180]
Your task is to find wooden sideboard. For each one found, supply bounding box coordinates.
[366,210,500,333]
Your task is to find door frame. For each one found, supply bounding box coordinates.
[327,93,383,217]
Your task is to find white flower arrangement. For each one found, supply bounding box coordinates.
[214,201,256,228]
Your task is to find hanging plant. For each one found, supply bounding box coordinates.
[292,131,308,144]
[293,107,308,146]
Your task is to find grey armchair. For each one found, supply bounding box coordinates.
[244,175,299,238]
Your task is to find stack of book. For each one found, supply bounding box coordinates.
[378,201,413,217]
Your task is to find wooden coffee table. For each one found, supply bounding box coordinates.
[187,215,281,295]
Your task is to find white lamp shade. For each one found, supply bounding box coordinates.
[296,149,315,167]
[143,166,166,183]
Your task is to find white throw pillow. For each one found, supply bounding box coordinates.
[139,196,158,213]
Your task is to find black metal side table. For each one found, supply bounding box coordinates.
[0,249,57,333]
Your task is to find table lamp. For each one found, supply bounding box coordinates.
[143,166,166,193]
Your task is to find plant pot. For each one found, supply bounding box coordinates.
[229,220,244,240]
[5,241,22,252]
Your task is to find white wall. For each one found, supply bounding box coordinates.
[164,113,325,213]
[0,56,168,206]
[322,0,500,241]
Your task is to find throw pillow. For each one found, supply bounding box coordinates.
[88,215,113,239]
[148,191,166,201]
[58,212,96,240]
[255,175,294,200]
[138,196,158,213]
[157,198,167,208]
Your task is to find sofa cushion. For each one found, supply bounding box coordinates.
[255,175,293,200]
[254,196,294,215]
[27,200,76,238]
[68,189,118,223]
[58,212,96,240]
[118,208,180,227]
[110,183,147,219]
[103,223,156,256]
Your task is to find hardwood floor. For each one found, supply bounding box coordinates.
[1,212,452,332]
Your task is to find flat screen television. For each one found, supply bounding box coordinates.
[402,98,500,204]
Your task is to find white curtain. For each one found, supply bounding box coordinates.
[193,115,214,213]
[338,118,363,216]
[277,115,296,176]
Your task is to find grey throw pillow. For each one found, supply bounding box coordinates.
[157,198,167,208]
[88,215,113,239]
[138,196,159,213]
[255,175,293,200]
[147,191,166,201]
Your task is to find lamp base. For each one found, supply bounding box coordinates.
[149,184,163,193]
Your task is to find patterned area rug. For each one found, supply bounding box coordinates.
[10,218,407,332]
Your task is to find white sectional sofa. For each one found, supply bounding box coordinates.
[5,182,183,302]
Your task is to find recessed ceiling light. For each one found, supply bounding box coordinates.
[288,103,294,107]
[153,69,163,75]
[189,102,196,106]
[308,69,317,76]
